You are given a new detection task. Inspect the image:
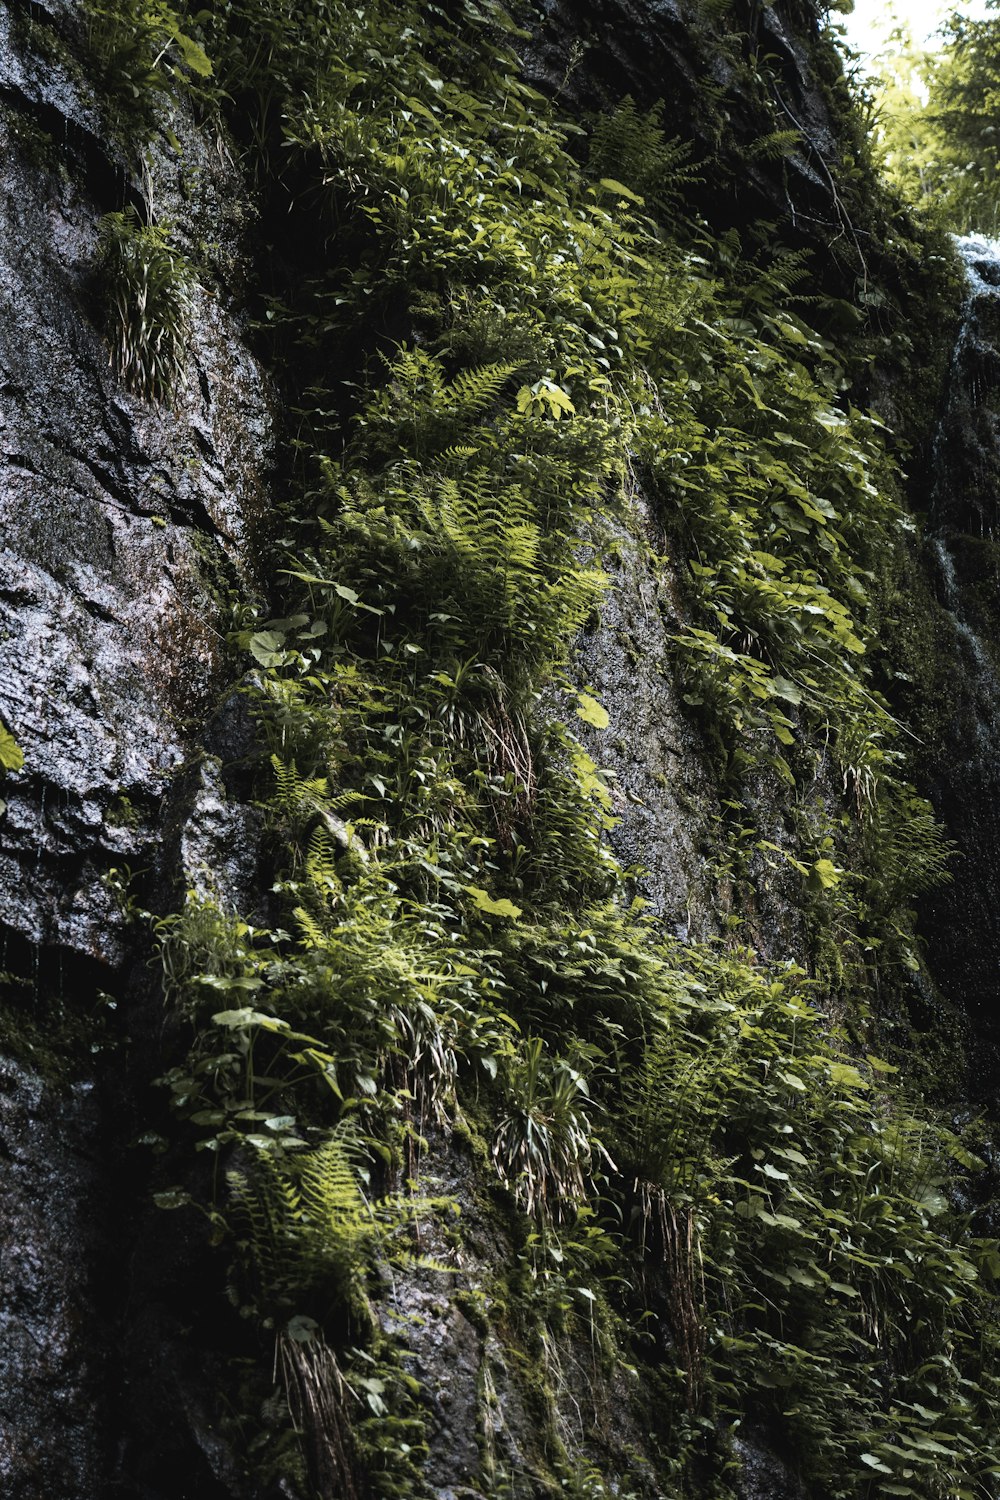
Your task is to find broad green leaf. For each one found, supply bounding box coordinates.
[153,1189,191,1210]
[287,1314,319,1344]
[467,886,522,920]
[575,692,610,730]
[598,177,644,203]
[828,1061,869,1090]
[866,1053,899,1074]
[211,1008,290,1031]
[0,725,24,773]
[169,23,214,76]
[808,857,841,890]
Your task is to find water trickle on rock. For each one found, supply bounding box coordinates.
[920,235,1000,1093]
[933,236,1000,537]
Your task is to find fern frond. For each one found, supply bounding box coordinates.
[297,1133,369,1236]
[748,129,802,162]
[441,443,480,465]
[229,1128,373,1309]
[588,97,700,216]
[294,906,328,949]
[443,360,521,418]
[305,826,341,896]
[390,1251,459,1275]
[271,754,330,817]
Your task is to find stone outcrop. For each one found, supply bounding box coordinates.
[0,2,995,1496]
[0,3,270,1491]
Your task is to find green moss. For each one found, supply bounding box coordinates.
[106,793,142,829]
[453,1288,491,1335]
[0,968,115,1086]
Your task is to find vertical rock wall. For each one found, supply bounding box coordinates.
[0,3,272,1491]
[0,1,992,1495]
[916,238,1000,1097]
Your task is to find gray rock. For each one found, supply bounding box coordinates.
[0,1056,104,1499]
[733,1436,804,1500]
[0,6,271,1492]
[574,500,715,931]
[0,14,270,960]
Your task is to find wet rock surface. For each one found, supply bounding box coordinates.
[526,0,851,265]
[0,1,270,961]
[733,1438,805,1500]
[162,751,265,914]
[0,1056,105,1499]
[575,504,715,931]
[0,3,271,1493]
[917,238,1000,1097]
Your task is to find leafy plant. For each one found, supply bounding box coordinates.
[85,0,997,1493]
[0,723,24,773]
[492,1037,599,1219]
[862,14,1000,236]
[97,207,194,401]
[87,0,212,122]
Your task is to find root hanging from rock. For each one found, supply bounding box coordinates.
[278,1328,365,1500]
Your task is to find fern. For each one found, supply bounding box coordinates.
[419,471,541,618]
[304,826,342,899]
[270,755,330,818]
[361,351,519,461]
[230,1129,372,1310]
[442,360,522,419]
[588,96,700,217]
[747,127,802,162]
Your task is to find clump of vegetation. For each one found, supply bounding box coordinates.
[87,0,212,123]
[89,0,1000,1495]
[97,207,194,401]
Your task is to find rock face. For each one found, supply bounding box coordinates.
[0,3,271,1492]
[0,1056,104,1499]
[576,505,716,931]
[0,1,270,961]
[526,0,855,262]
[918,237,1000,1098]
[0,2,992,1497]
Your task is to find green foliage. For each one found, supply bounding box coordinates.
[492,1036,598,1218]
[927,8,1000,234]
[87,0,999,1493]
[228,1134,430,1499]
[587,97,698,217]
[862,13,1000,235]
[87,0,212,122]
[0,723,24,774]
[229,1130,373,1314]
[97,207,194,401]
[611,943,1000,1497]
